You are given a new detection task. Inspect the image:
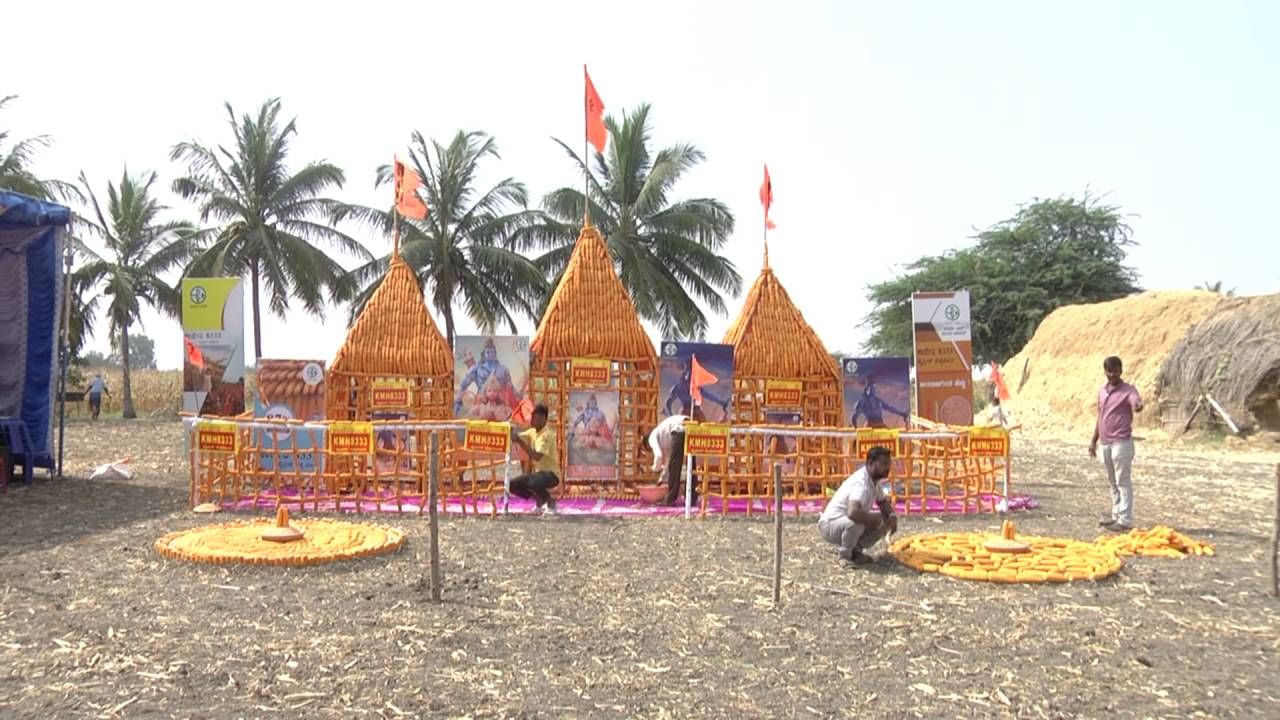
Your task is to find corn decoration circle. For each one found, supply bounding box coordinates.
[155,509,406,567]
[1093,525,1215,558]
[890,521,1124,583]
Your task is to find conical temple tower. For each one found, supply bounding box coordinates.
[529,223,658,493]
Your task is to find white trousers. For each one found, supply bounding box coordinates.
[1101,439,1135,526]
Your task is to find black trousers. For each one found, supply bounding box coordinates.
[665,431,699,505]
[510,470,559,506]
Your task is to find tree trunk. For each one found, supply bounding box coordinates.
[251,261,263,363]
[120,326,136,419]
[442,303,456,351]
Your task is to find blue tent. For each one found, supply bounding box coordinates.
[0,191,69,482]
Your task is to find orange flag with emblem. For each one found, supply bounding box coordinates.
[584,66,607,154]
[689,354,719,407]
[393,156,428,220]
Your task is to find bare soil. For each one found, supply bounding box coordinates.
[2,419,1277,719]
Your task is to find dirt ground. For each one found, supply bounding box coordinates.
[2,420,1278,719]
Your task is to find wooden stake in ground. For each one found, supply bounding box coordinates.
[773,463,783,608]
[429,432,442,602]
[1271,463,1279,598]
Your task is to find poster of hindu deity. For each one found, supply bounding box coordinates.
[842,357,912,429]
[658,341,734,423]
[452,336,530,421]
[565,389,619,481]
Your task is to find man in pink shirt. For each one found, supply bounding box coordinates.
[1089,356,1143,531]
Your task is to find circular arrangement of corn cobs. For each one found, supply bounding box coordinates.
[155,513,406,567]
[1093,525,1215,558]
[890,531,1124,583]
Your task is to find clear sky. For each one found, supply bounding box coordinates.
[6,0,1277,370]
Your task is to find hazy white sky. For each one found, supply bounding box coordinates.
[6,0,1277,370]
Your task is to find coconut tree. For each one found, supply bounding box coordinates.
[0,95,78,201]
[75,169,196,418]
[513,103,741,339]
[334,130,547,347]
[170,98,370,360]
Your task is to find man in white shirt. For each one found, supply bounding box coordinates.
[818,446,897,566]
[642,409,704,505]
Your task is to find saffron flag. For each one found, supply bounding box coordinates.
[184,336,205,369]
[584,66,607,154]
[393,156,428,220]
[990,362,1010,402]
[689,354,719,407]
[511,394,535,425]
[760,164,775,229]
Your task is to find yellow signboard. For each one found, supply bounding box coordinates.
[969,426,1009,457]
[328,422,374,454]
[570,357,611,388]
[683,422,730,456]
[854,428,900,458]
[197,420,239,453]
[370,378,412,409]
[765,379,802,408]
[464,420,512,454]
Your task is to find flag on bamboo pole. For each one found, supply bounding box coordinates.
[990,362,1010,402]
[393,156,428,219]
[585,66,607,154]
[184,336,205,369]
[760,164,776,229]
[689,354,719,407]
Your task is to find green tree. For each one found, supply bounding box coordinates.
[335,130,547,347]
[864,194,1140,365]
[0,95,77,201]
[109,333,156,370]
[75,169,196,418]
[515,104,740,339]
[171,98,369,360]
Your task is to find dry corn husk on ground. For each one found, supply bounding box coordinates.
[890,531,1124,583]
[153,516,406,566]
[1094,525,1216,557]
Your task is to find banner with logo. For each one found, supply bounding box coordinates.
[328,421,374,455]
[764,379,802,409]
[370,378,412,409]
[182,277,246,416]
[569,357,612,388]
[254,359,325,472]
[969,426,1009,457]
[683,422,731,456]
[464,420,512,455]
[565,389,619,481]
[841,357,911,429]
[196,419,239,454]
[911,291,973,426]
[453,336,529,420]
[854,428,900,458]
[658,341,734,422]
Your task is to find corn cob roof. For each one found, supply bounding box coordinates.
[330,254,452,376]
[531,223,657,362]
[723,265,840,380]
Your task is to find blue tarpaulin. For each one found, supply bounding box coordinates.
[0,191,69,475]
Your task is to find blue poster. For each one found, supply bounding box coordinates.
[658,341,735,423]
[842,357,911,428]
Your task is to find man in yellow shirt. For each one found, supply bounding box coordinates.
[510,404,561,515]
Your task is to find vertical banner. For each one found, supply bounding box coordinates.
[911,291,974,426]
[453,336,529,421]
[658,341,735,422]
[254,359,325,472]
[565,389,619,481]
[763,409,802,476]
[842,357,911,428]
[182,277,246,416]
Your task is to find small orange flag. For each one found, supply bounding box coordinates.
[393,156,428,220]
[689,354,719,407]
[584,65,607,154]
[990,362,1010,401]
[760,164,775,229]
[184,336,205,369]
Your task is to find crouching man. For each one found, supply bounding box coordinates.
[818,446,897,566]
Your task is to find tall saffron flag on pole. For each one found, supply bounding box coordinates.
[689,354,719,407]
[184,336,205,369]
[393,156,428,220]
[759,164,776,230]
[990,361,1010,402]
[584,66,607,154]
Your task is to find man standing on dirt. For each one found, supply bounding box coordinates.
[87,373,110,420]
[818,446,897,566]
[1089,356,1143,532]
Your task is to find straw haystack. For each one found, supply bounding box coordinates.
[1158,293,1280,432]
[1004,291,1222,436]
[723,265,842,426]
[325,254,453,420]
[529,224,658,490]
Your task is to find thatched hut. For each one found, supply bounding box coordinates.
[528,223,659,493]
[325,254,453,420]
[1157,293,1280,432]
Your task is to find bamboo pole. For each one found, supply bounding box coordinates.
[429,431,442,602]
[772,463,783,609]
